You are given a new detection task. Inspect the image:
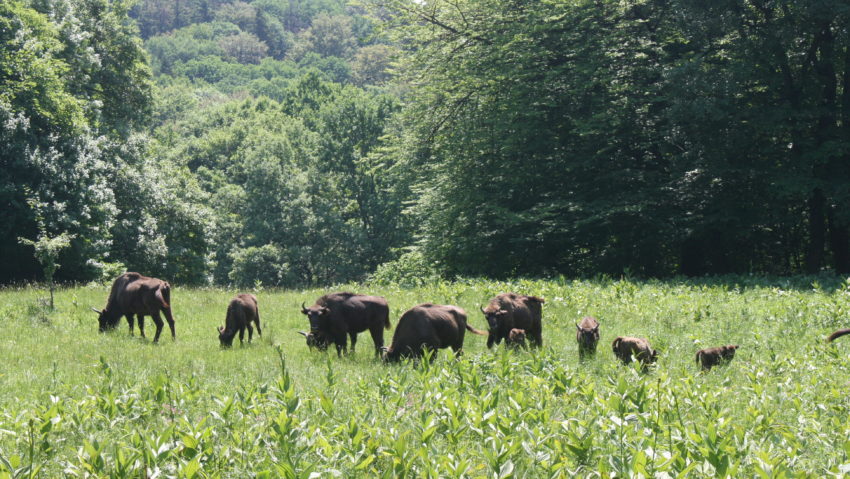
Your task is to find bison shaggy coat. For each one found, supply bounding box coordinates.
[301,292,390,356]
[695,345,739,371]
[93,272,176,342]
[481,293,544,349]
[383,304,486,361]
[612,336,658,367]
[218,294,262,347]
[576,316,600,359]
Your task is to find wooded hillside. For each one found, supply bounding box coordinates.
[2,0,848,284]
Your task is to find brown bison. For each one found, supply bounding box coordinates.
[383,303,487,361]
[92,272,176,342]
[218,294,262,347]
[695,345,739,371]
[576,316,600,359]
[612,336,658,367]
[828,328,850,342]
[480,293,544,348]
[300,292,390,356]
[505,328,527,349]
[297,331,330,351]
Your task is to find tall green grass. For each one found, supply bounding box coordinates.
[1,277,849,477]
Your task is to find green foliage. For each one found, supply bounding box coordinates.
[2,278,850,475]
[369,249,440,286]
[375,0,850,278]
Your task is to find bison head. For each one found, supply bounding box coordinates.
[300,302,330,332]
[92,307,120,333]
[218,326,235,348]
[480,306,508,331]
[298,330,329,351]
[576,322,600,347]
[506,328,527,349]
[721,345,739,360]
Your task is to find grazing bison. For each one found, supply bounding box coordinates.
[92,272,176,342]
[505,328,527,349]
[383,303,486,361]
[612,336,658,367]
[828,328,850,342]
[695,345,739,371]
[576,316,600,359]
[300,292,390,356]
[297,331,330,351]
[218,294,262,347]
[480,293,544,349]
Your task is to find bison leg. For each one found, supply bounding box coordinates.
[238,326,245,345]
[137,314,146,338]
[531,330,543,348]
[162,307,176,340]
[369,326,384,356]
[487,333,496,349]
[246,323,254,343]
[349,332,357,353]
[151,312,165,343]
[126,314,135,336]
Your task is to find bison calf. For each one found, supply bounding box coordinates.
[505,328,527,349]
[383,304,487,362]
[218,294,261,347]
[612,336,658,367]
[695,345,738,371]
[576,316,600,359]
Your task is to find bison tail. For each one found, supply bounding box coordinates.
[828,328,850,342]
[695,351,701,364]
[155,283,171,309]
[611,337,621,352]
[384,313,391,330]
[466,323,488,336]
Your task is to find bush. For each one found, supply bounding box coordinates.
[368,249,441,287]
[228,244,288,287]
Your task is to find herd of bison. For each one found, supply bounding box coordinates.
[91,272,850,370]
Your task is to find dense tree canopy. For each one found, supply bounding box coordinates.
[1,0,848,284]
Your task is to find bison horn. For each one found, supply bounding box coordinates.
[297,331,309,337]
[480,306,486,314]
[91,307,101,314]
[301,302,308,314]
[575,322,581,330]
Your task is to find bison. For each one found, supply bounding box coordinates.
[300,292,390,356]
[505,328,527,349]
[612,336,658,367]
[297,331,330,351]
[92,272,176,342]
[383,303,487,361]
[695,345,738,371]
[576,316,600,359]
[828,328,850,342]
[218,294,262,347]
[480,293,544,349]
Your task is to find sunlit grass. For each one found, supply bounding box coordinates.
[1,277,849,476]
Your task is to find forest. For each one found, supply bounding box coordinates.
[2,0,850,286]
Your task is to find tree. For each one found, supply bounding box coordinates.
[18,198,74,309]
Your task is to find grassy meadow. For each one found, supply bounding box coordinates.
[1,277,850,477]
